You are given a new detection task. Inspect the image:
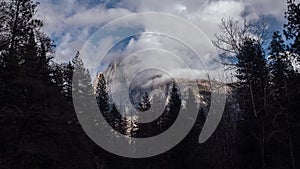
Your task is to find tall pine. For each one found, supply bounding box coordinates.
[137,92,151,112]
[95,73,110,112]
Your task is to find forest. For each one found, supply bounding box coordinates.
[0,0,300,169]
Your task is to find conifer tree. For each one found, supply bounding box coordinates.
[236,38,269,91]
[284,0,300,54]
[137,92,151,112]
[164,82,181,129]
[0,0,54,107]
[72,51,93,97]
[62,62,74,98]
[269,31,294,96]
[185,88,197,115]
[268,31,297,169]
[95,73,110,112]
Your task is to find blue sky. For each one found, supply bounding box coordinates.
[34,0,289,64]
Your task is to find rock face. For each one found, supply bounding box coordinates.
[95,63,242,128]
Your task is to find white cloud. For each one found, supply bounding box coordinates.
[197,1,245,23]
[35,0,132,62]
[243,0,287,21]
[65,5,131,26]
[34,0,288,67]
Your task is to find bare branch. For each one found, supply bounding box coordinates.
[213,16,268,67]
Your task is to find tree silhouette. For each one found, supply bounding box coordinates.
[269,31,294,97]
[164,82,181,130]
[284,0,300,54]
[95,73,110,112]
[137,92,151,112]
[185,88,197,115]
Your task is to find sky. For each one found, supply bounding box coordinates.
[35,0,289,63]
[32,0,296,87]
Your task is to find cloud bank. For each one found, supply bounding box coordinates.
[35,0,287,63]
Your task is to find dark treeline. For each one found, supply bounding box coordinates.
[0,0,300,169]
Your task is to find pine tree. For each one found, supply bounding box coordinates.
[185,88,197,115]
[236,38,269,92]
[137,92,151,112]
[50,61,74,98]
[0,0,53,75]
[183,88,199,144]
[268,31,298,169]
[72,51,93,97]
[164,82,181,129]
[62,62,74,98]
[269,31,294,96]
[0,1,93,168]
[284,0,300,54]
[52,63,64,93]
[235,38,270,169]
[110,104,125,133]
[0,0,54,107]
[141,92,166,137]
[168,82,181,112]
[95,73,116,128]
[95,73,110,112]
[236,38,270,119]
[71,51,94,123]
[282,2,300,168]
